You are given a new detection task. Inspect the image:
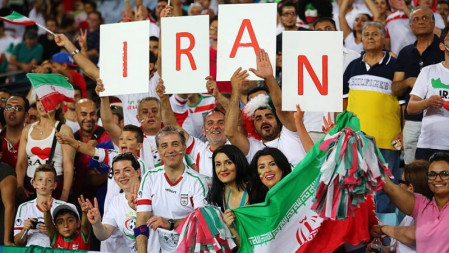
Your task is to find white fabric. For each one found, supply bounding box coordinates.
[390,215,416,253]
[141,135,161,170]
[14,198,66,247]
[385,11,416,55]
[247,127,306,167]
[117,72,159,127]
[137,166,208,252]
[0,34,18,60]
[65,119,79,134]
[26,121,63,177]
[410,63,449,150]
[28,8,46,35]
[344,32,364,53]
[403,120,422,164]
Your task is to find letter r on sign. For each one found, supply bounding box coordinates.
[176,32,197,71]
[297,55,328,95]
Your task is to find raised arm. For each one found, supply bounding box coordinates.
[56,132,95,157]
[364,0,381,22]
[383,176,415,215]
[86,197,115,240]
[78,196,92,239]
[206,76,229,111]
[59,125,75,202]
[15,125,33,200]
[249,49,296,132]
[54,34,99,80]
[95,79,122,146]
[293,105,314,152]
[42,196,56,241]
[407,94,444,115]
[338,0,353,39]
[225,68,250,155]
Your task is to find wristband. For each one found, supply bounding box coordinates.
[168,219,175,231]
[71,49,80,57]
[133,225,149,238]
[76,141,81,152]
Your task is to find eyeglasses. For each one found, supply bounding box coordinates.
[0,97,7,102]
[4,105,24,112]
[398,179,410,185]
[411,15,432,23]
[427,170,449,181]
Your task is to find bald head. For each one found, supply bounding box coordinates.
[76,99,97,134]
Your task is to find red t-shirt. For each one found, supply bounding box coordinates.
[209,46,232,93]
[69,71,87,98]
[0,131,20,169]
[52,231,89,250]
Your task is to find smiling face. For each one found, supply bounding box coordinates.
[113,160,140,192]
[427,160,449,197]
[375,0,389,15]
[55,212,80,238]
[33,171,57,196]
[214,152,237,184]
[202,111,226,145]
[253,108,280,142]
[76,100,97,135]
[158,132,185,169]
[257,155,283,189]
[362,24,385,52]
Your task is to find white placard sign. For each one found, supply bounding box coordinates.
[217,3,276,81]
[161,15,209,94]
[282,31,343,112]
[99,21,149,97]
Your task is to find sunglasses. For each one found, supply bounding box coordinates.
[4,105,24,112]
[398,179,410,185]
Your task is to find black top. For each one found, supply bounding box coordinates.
[396,35,444,121]
[0,162,16,245]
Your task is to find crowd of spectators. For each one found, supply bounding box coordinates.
[0,0,448,252]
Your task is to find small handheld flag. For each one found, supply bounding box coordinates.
[26,73,74,112]
[0,11,55,35]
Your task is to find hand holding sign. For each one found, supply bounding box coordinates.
[230,67,249,94]
[249,49,273,79]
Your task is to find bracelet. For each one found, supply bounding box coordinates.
[71,49,80,57]
[76,141,81,152]
[133,225,149,238]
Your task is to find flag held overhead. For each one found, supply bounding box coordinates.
[0,11,35,26]
[26,73,74,112]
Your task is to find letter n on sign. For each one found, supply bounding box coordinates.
[281,31,343,112]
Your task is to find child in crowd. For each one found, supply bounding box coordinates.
[43,198,90,250]
[14,164,66,247]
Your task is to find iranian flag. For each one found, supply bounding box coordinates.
[233,112,373,253]
[27,73,74,112]
[0,11,35,26]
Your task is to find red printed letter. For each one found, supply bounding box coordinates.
[176,32,197,71]
[297,55,328,95]
[229,19,260,58]
[123,41,127,77]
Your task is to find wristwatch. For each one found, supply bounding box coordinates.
[168,219,175,231]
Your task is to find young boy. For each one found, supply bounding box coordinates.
[14,164,66,247]
[43,200,90,250]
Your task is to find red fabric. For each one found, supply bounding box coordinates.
[62,0,77,12]
[413,0,437,11]
[0,131,20,169]
[209,47,232,93]
[297,195,378,253]
[71,126,110,203]
[53,231,90,250]
[69,71,87,98]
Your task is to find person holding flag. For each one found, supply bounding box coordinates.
[15,73,75,202]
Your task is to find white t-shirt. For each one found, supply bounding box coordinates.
[95,148,148,210]
[117,72,159,127]
[14,198,66,247]
[185,136,230,185]
[385,11,416,55]
[410,62,449,150]
[247,127,306,167]
[141,135,161,170]
[0,34,17,60]
[137,166,208,252]
[344,32,364,53]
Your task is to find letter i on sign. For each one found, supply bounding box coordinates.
[123,41,128,78]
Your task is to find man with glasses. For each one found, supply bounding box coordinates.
[391,7,444,165]
[1,95,29,169]
[407,26,449,161]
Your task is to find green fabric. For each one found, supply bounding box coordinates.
[12,42,43,64]
[26,74,73,89]
[1,245,88,252]
[232,111,360,252]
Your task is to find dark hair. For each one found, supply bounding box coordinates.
[312,17,336,30]
[149,36,159,42]
[440,25,449,43]
[112,152,140,173]
[297,0,333,25]
[29,103,36,110]
[247,147,292,204]
[0,88,11,96]
[83,0,97,10]
[429,152,449,165]
[123,124,144,143]
[278,2,297,16]
[207,145,249,212]
[137,97,160,115]
[149,51,156,64]
[54,209,78,221]
[89,10,103,23]
[9,94,30,112]
[404,160,433,199]
[34,164,57,180]
[60,16,75,29]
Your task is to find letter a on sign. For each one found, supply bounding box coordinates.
[282,31,342,112]
[176,32,197,71]
[297,55,328,95]
[229,19,260,58]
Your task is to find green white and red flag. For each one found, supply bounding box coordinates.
[232,112,372,253]
[26,73,74,112]
[0,11,35,26]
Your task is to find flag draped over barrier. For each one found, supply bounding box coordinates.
[232,111,362,253]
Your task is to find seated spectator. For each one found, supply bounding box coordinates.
[8,29,43,81]
[14,164,66,247]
